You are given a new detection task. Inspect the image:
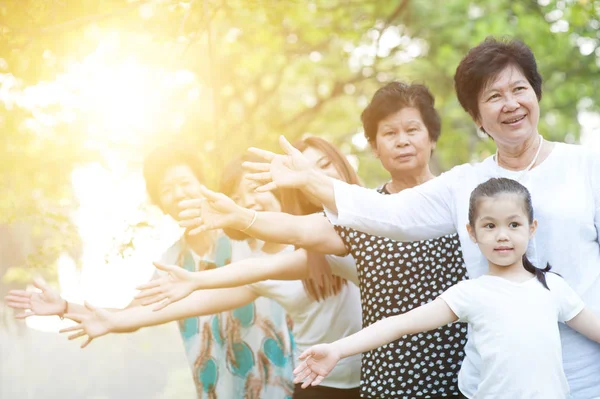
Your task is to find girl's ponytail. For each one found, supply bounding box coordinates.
[522,254,552,290]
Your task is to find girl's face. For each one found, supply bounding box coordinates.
[476,65,540,147]
[371,107,435,176]
[302,146,342,181]
[466,193,537,269]
[233,172,281,213]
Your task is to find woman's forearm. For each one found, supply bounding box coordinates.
[300,170,337,212]
[333,299,457,359]
[190,250,310,290]
[109,288,257,333]
[244,212,345,254]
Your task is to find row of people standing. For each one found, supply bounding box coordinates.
[6,79,467,398]
[7,36,600,399]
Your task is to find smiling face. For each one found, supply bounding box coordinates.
[232,172,281,213]
[158,164,204,220]
[371,107,435,176]
[467,193,537,271]
[476,65,540,147]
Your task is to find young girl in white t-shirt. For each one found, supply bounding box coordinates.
[293,177,600,399]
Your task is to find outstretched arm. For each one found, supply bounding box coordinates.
[178,185,346,255]
[566,307,600,343]
[244,136,338,211]
[293,298,458,387]
[135,249,312,309]
[5,278,142,319]
[246,135,459,242]
[60,287,258,347]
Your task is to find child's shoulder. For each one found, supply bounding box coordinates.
[544,272,569,289]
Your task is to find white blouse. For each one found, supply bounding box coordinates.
[326,142,600,399]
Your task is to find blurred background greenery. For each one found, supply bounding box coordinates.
[1,0,599,397]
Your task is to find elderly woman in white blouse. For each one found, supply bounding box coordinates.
[246,37,600,399]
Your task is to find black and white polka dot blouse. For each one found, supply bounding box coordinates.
[333,185,468,399]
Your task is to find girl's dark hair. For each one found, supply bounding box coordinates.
[454,37,543,124]
[468,177,551,289]
[360,82,441,145]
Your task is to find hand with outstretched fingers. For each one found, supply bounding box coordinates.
[5,278,66,319]
[244,135,313,192]
[292,343,341,389]
[59,302,113,348]
[178,185,252,235]
[134,262,197,311]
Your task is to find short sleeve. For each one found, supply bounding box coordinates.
[332,224,354,255]
[247,280,275,299]
[439,281,473,323]
[325,254,359,286]
[546,273,585,322]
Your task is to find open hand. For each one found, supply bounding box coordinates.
[134,262,196,310]
[178,186,252,235]
[59,302,113,348]
[293,343,341,388]
[244,136,312,192]
[5,278,66,319]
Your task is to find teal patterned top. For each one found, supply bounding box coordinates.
[160,234,295,399]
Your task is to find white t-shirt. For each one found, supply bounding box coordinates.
[324,253,359,285]
[249,275,363,389]
[327,142,600,398]
[440,273,584,398]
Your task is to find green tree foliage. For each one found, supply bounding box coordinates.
[1,0,599,279]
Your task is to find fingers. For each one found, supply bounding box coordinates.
[302,372,319,389]
[297,349,312,361]
[81,337,93,349]
[187,225,207,236]
[60,324,83,333]
[68,331,86,341]
[135,279,161,291]
[178,217,203,228]
[32,277,50,292]
[293,361,308,377]
[278,135,301,156]
[152,298,172,312]
[141,293,168,306]
[152,262,177,273]
[247,147,276,161]
[241,161,270,173]
[5,301,32,309]
[178,198,205,210]
[134,286,163,300]
[15,312,35,319]
[63,313,84,323]
[253,182,278,193]
[178,208,201,220]
[83,301,97,312]
[245,172,272,182]
[5,294,31,303]
[311,375,325,387]
[6,290,31,298]
[197,185,223,202]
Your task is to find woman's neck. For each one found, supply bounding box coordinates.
[185,230,216,257]
[496,133,543,171]
[386,167,435,194]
